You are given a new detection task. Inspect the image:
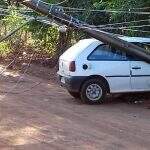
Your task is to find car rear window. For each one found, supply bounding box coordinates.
[88,44,127,61]
[88,42,150,61]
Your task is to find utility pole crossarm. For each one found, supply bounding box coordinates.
[9,0,150,63]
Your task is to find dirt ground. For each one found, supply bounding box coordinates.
[0,64,150,150]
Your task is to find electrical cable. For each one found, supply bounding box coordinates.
[100,24,150,30]
[103,28,150,33]
[1,5,150,15]
[54,0,68,5]
[91,19,150,28]
[62,6,150,15]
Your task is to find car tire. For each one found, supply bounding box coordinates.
[80,78,107,104]
[68,91,80,99]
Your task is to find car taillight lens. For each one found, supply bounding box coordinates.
[69,61,76,72]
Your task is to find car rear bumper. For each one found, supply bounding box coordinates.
[58,75,86,92]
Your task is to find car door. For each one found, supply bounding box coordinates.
[130,43,150,91]
[131,61,150,90]
[87,44,131,93]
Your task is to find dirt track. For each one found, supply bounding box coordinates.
[0,67,150,150]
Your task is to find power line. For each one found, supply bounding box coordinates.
[1,5,150,15]
[103,28,150,33]
[121,29,150,33]
[47,10,150,38]
[29,2,149,36]
[55,0,68,5]
[127,7,150,10]
[0,7,33,13]
[63,7,150,15]
[0,12,59,27]
[101,24,150,30]
[1,12,149,31]
[0,6,149,27]
[120,24,150,29]
[0,4,149,10]
[1,8,149,35]
[92,19,150,28]
[1,11,149,29]
[45,6,150,33]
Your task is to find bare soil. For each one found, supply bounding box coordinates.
[0,64,150,150]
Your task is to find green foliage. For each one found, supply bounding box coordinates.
[30,22,59,57]
[0,0,8,6]
[3,9,25,30]
[0,42,12,57]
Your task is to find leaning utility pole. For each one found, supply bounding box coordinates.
[10,0,150,63]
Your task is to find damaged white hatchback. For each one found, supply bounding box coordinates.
[58,36,150,104]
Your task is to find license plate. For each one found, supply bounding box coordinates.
[61,77,65,84]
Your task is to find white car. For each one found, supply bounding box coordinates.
[58,36,150,104]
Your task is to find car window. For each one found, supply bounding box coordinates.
[88,44,127,61]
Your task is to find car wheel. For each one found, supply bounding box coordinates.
[80,78,107,104]
[68,91,80,99]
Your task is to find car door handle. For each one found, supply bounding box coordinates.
[132,66,141,70]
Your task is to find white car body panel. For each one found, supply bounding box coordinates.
[58,37,150,93]
[131,61,150,90]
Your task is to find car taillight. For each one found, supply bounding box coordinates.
[69,61,76,72]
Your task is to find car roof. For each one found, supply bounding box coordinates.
[60,37,150,60]
[85,36,150,43]
[119,36,150,43]
[60,39,101,60]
